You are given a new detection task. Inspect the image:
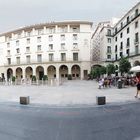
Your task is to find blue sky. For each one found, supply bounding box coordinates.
[0,0,139,32]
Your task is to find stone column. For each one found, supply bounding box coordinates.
[22,68,26,79]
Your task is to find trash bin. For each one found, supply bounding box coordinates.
[118,80,122,89]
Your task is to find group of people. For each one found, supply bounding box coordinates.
[97,74,140,99]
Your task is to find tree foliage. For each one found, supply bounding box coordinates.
[119,57,131,74]
[106,64,115,75]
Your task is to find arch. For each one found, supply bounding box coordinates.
[25,66,33,79]
[59,65,68,78]
[71,65,81,79]
[7,68,13,80]
[47,65,56,79]
[134,60,140,66]
[16,67,23,80]
[36,66,44,80]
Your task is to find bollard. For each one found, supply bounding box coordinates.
[96,96,106,105]
[20,96,30,105]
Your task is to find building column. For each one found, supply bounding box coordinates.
[56,67,59,80]
[22,68,26,79]
[32,66,36,76]
[80,69,84,80]
[68,66,71,75]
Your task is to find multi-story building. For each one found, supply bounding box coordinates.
[0,21,93,81]
[92,2,140,70]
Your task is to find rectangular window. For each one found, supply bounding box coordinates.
[37,45,41,51]
[120,32,123,38]
[135,45,139,54]
[120,42,123,50]
[49,44,53,50]
[115,45,117,52]
[16,48,20,54]
[135,9,139,17]
[127,38,130,47]
[107,55,111,59]
[37,37,41,43]
[16,57,20,64]
[73,53,78,61]
[135,32,139,43]
[7,50,10,55]
[107,46,111,53]
[60,35,65,41]
[127,27,129,34]
[48,35,53,41]
[7,43,10,47]
[27,38,30,44]
[126,49,130,56]
[120,52,123,58]
[61,53,66,61]
[16,40,19,46]
[49,53,54,61]
[61,43,65,50]
[135,21,139,28]
[73,43,78,49]
[107,38,111,43]
[37,54,42,62]
[38,29,43,35]
[121,22,123,28]
[73,34,78,40]
[115,37,117,42]
[49,28,55,34]
[26,55,31,64]
[7,58,11,65]
[26,47,30,53]
[115,54,117,60]
[127,16,129,23]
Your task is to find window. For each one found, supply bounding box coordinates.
[26,31,31,37]
[27,38,30,44]
[126,49,129,56]
[135,21,139,28]
[7,58,11,65]
[73,43,78,49]
[37,37,41,43]
[115,28,117,33]
[37,54,42,62]
[16,57,20,64]
[120,42,123,50]
[135,9,139,17]
[127,38,130,47]
[115,54,118,60]
[120,32,123,38]
[26,55,30,64]
[49,44,53,50]
[61,53,66,61]
[49,28,55,34]
[115,45,117,52]
[135,32,139,43]
[37,45,41,51]
[7,50,10,55]
[73,34,78,40]
[49,53,54,61]
[38,29,43,35]
[120,52,123,58]
[107,38,111,43]
[135,45,139,54]
[127,27,129,34]
[26,47,30,53]
[61,43,65,50]
[48,35,53,41]
[115,37,117,42]
[7,43,10,47]
[60,35,65,41]
[121,22,123,28]
[73,53,78,61]
[16,40,19,46]
[107,46,111,53]
[72,27,79,32]
[16,48,20,54]
[107,29,111,36]
[127,16,129,23]
[107,55,111,59]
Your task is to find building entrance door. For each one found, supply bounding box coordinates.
[39,71,44,80]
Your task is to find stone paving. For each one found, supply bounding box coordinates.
[0,80,138,106]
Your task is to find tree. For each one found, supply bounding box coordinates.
[119,57,131,74]
[106,64,115,75]
[99,66,106,75]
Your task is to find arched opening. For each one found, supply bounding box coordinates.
[47,65,56,79]
[7,68,13,80]
[25,67,33,80]
[71,65,81,79]
[16,67,23,80]
[36,66,44,80]
[134,60,140,66]
[59,65,68,78]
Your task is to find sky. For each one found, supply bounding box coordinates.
[0,0,139,32]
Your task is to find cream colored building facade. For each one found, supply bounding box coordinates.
[0,21,93,81]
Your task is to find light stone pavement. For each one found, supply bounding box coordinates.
[0,80,138,106]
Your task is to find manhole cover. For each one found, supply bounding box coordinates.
[104,105,124,112]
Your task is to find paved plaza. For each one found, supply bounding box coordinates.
[0,80,138,106]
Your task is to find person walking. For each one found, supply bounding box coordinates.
[135,73,140,98]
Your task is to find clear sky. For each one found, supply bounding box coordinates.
[0,0,139,32]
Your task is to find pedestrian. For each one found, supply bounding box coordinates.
[98,79,103,89]
[135,73,140,98]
